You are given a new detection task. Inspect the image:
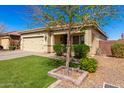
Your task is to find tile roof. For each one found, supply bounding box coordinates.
[0,31,20,37]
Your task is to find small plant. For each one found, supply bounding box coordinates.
[111,43,124,58]
[62,44,67,53]
[80,58,97,73]
[9,46,16,50]
[73,44,90,59]
[69,63,79,68]
[53,43,65,56]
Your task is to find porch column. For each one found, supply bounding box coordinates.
[84,29,92,46]
[20,36,23,50]
[84,28,92,55]
[71,35,73,45]
[50,34,55,53]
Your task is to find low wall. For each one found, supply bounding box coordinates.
[99,39,124,56]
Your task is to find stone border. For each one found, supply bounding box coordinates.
[48,66,88,86]
[48,80,62,88]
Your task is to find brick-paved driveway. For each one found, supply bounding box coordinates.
[54,56,124,88]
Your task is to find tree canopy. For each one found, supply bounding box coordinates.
[25,5,122,74]
[26,5,121,28]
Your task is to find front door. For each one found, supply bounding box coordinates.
[60,35,67,45]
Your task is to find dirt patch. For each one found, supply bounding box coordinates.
[48,66,88,86]
[56,68,82,79]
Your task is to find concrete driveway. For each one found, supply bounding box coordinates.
[0,50,39,61]
[0,50,56,61]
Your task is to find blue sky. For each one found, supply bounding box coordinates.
[0,5,124,40]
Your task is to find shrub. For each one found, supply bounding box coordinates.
[73,44,90,59]
[69,63,79,68]
[80,58,97,73]
[9,46,16,50]
[111,43,124,58]
[53,43,65,56]
[62,44,67,53]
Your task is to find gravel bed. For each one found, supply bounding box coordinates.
[54,56,124,88]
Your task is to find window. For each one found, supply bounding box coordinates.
[80,35,84,44]
[73,35,84,44]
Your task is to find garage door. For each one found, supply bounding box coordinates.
[22,36,47,53]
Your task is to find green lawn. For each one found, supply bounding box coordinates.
[0,55,64,88]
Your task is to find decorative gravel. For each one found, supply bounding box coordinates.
[54,56,124,88]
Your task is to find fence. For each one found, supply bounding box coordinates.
[98,39,124,56]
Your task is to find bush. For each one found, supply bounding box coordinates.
[9,46,16,50]
[69,63,79,68]
[62,44,67,53]
[73,44,90,59]
[111,43,124,58]
[80,58,97,73]
[53,43,65,56]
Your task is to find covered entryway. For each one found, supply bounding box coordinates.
[22,36,47,53]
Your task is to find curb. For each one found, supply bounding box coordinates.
[48,80,62,88]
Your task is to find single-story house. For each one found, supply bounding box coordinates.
[20,24,107,55]
[0,32,20,50]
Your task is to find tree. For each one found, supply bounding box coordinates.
[26,5,121,74]
[0,23,5,33]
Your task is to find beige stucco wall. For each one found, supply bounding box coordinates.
[89,28,107,55]
[0,38,1,45]
[21,31,48,53]
[84,29,92,46]
[0,36,10,49]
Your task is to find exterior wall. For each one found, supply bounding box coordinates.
[0,36,10,49]
[21,31,48,53]
[90,28,107,55]
[0,37,1,45]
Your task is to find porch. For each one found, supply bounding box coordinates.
[48,32,85,53]
[47,29,93,55]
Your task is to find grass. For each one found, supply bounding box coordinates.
[0,55,65,88]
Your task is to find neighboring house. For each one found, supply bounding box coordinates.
[0,32,20,50]
[21,24,107,55]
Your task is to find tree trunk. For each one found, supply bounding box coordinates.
[66,24,71,75]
